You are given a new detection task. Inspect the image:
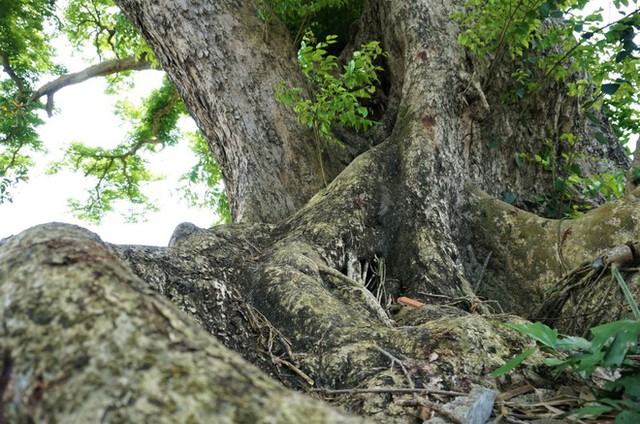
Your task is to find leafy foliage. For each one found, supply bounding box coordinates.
[58,143,160,223]
[279,32,383,140]
[256,0,364,45]
[520,132,626,217]
[179,131,231,224]
[63,0,154,62]
[456,0,639,217]
[0,0,229,223]
[0,0,155,206]
[277,32,383,182]
[48,77,184,223]
[0,0,60,203]
[495,319,640,421]
[62,0,157,94]
[493,268,640,422]
[455,0,639,143]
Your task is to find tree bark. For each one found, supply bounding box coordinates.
[1,0,637,422]
[0,224,366,423]
[115,0,328,223]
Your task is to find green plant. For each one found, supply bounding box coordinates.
[47,77,185,222]
[455,0,637,219]
[519,132,625,218]
[455,0,640,145]
[179,131,231,224]
[0,0,58,203]
[255,0,364,44]
[277,32,384,184]
[493,266,640,422]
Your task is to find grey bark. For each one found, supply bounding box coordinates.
[0,223,366,423]
[1,222,558,423]
[115,0,327,223]
[1,0,636,422]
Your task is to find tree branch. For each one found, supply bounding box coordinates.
[29,57,152,116]
[0,49,26,93]
[543,7,640,81]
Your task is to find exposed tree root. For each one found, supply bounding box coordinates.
[533,241,640,335]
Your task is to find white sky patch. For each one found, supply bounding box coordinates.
[0,51,215,246]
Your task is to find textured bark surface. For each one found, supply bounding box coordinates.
[0,224,366,423]
[1,0,637,422]
[116,0,327,223]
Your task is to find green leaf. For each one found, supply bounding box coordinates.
[631,167,640,183]
[491,346,538,377]
[586,112,600,124]
[602,334,635,367]
[615,410,640,423]
[538,2,551,19]
[612,375,640,401]
[602,83,621,95]
[615,50,632,62]
[567,163,582,176]
[572,403,613,418]
[595,132,608,143]
[590,320,640,362]
[539,2,550,19]
[503,322,558,348]
[555,335,591,351]
[612,265,640,319]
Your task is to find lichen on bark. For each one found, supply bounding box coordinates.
[0,223,367,423]
[1,0,637,422]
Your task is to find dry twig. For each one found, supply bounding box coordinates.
[372,345,414,388]
[310,387,466,397]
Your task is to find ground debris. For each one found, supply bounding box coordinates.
[423,385,496,424]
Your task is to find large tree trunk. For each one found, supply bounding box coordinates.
[1,0,636,422]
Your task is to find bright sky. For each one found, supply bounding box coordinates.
[0,65,215,246]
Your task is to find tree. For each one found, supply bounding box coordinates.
[1,0,640,422]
